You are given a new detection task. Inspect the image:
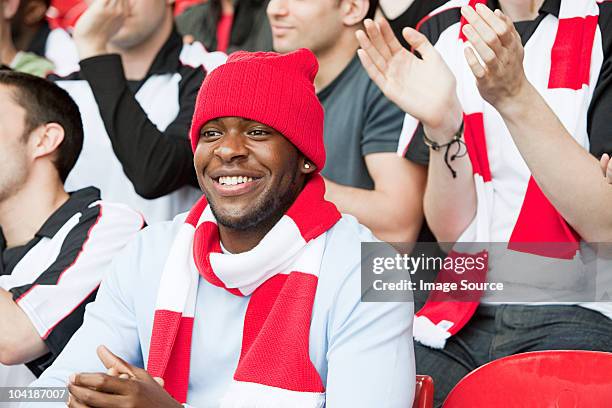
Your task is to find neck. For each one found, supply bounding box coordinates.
[0,24,18,66]
[0,170,68,248]
[314,30,360,93]
[218,212,283,254]
[500,0,546,21]
[107,12,174,80]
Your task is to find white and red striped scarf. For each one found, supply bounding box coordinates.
[146,175,340,406]
[398,0,604,348]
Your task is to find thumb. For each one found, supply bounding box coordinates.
[153,377,165,387]
[402,27,436,59]
[96,345,136,378]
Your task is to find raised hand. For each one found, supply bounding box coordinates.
[73,0,129,60]
[460,4,528,109]
[356,17,463,142]
[67,345,179,408]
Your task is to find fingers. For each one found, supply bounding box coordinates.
[70,372,131,395]
[602,153,612,184]
[356,48,387,90]
[461,4,503,54]
[153,377,165,387]
[600,153,609,176]
[106,367,131,379]
[464,46,486,79]
[375,17,404,55]
[462,23,497,71]
[356,29,389,74]
[402,27,436,59]
[364,19,393,60]
[66,393,90,408]
[96,345,136,378]
[68,382,127,408]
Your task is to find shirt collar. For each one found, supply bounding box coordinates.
[36,187,101,238]
[146,27,185,77]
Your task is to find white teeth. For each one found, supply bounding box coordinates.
[218,176,254,186]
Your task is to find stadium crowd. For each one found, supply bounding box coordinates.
[0,0,611,407]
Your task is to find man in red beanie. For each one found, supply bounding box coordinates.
[25,49,416,408]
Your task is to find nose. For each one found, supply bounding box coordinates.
[267,0,288,19]
[213,132,249,163]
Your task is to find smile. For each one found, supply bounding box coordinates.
[211,175,263,197]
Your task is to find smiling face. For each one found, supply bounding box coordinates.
[194,117,316,231]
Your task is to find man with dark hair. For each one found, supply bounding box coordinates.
[0,71,143,391]
[267,0,426,243]
[25,49,415,408]
[55,0,225,224]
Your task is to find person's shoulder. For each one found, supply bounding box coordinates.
[92,200,145,230]
[415,0,463,43]
[318,215,379,284]
[598,1,612,43]
[136,212,188,247]
[176,3,211,31]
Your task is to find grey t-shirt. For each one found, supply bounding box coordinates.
[318,56,406,190]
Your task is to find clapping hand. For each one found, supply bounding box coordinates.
[66,345,179,408]
[460,4,529,110]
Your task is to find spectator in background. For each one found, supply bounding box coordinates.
[1,0,53,76]
[380,0,447,48]
[24,49,415,408]
[358,0,612,405]
[10,0,79,75]
[177,0,272,53]
[54,0,226,224]
[0,72,142,394]
[267,0,426,243]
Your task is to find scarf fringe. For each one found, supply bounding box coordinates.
[412,316,452,350]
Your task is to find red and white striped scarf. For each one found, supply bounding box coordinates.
[147,175,340,406]
[398,0,603,348]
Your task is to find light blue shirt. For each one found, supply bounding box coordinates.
[24,215,415,407]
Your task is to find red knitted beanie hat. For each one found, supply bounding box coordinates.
[189,48,326,171]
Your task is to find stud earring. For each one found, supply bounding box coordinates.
[304,163,311,169]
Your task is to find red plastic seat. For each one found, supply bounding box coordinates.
[414,375,434,408]
[443,350,612,408]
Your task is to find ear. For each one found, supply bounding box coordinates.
[22,0,48,26]
[2,0,21,20]
[28,123,65,161]
[299,157,317,176]
[339,0,369,27]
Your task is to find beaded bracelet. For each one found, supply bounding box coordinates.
[422,121,467,178]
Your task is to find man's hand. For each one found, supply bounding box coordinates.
[67,345,179,408]
[355,17,463,142]
[73,0,129,60]
[460,4,529,110]
[600,154,612,184]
